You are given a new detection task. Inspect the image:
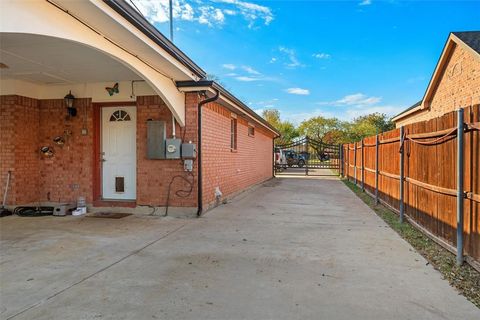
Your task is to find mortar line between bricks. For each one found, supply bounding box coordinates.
[6,223,188,320]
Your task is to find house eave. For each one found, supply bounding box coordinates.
[177,80,280,137]
[421,32,480,111]
[392,105,423,122]
[103,0,206,79]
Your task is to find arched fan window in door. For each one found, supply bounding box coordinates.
[109,110,131,121]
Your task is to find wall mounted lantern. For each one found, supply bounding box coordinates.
[64,90,77,117]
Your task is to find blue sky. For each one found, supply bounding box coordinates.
[132,0,480,123]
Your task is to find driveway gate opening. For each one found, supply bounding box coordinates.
[274,137,340,176]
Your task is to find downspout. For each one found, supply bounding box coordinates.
[272,136,277,177]
[197,89,220,217]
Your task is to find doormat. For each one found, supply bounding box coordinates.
[87,212,132,219]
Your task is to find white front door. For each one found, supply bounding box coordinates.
[101,106,136,200]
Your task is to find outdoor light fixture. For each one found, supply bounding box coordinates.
[64,90,77,117]
[40,146,54,158]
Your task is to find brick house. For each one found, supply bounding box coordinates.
[0,0,279,217]
[393,31,480,127]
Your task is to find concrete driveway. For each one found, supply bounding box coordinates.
[1,175,479,319]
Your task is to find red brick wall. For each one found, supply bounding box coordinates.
[0,96,17,205]
[396,42,480,127]
[201,102,274,208]
[1,93,273,211]
[135,94,198,207]
[0,95,40,205]
[38,98,94,203]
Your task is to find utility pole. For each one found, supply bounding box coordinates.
[169,0,174,42]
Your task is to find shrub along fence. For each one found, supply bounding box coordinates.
[341,105,480,269]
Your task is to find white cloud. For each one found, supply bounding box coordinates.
[235,76,261,82]
[223,9,236,15]
[269,57,277,63]
[222,63,237,70]
[132,0,273,28]
[225,66,277,82]
[336,93,381,106]
[277,108,338,125]
[318,93,381,107]
[359,0,372,6]
[312,92,403,121]
[242,65,261,75]
[345,105,402,120]
[279,47,303,68]
[313,53,331,59]
[216,0,274,27]
[199,6,225,26]
[286,88,310,95]
[132,0,193,23]
[253,98,279,107]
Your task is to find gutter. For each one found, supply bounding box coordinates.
[392,100,423,122]
[104,0,206,79]
[197,89,220,217]
[392,105,423,122]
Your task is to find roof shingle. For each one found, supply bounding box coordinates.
[453,31,480,54]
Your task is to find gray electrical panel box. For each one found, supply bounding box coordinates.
[181,143,196,159]
[147,121,166,159]
[166,138,182,159]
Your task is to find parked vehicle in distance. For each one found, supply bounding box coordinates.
[284,150,306,168]
[274,147,287,171]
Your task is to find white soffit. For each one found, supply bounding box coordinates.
[53,0,199,81]
[0,33,142,84]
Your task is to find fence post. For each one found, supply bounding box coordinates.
[361,139,365,191]
[339,144,343,177]
[375,134,379,205]
[354,142,357,185]
[305,137,309,176]
[399,126,405,224]
[346,144,349,180]
[456,108,464,266]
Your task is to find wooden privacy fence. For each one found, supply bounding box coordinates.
[340,105,480,269]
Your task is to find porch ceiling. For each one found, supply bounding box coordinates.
[0,33,142,85]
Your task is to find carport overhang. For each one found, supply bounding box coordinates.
[0,0,206,126]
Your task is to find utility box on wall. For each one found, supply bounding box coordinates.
[147,120,166,159]
[181,143,196,159]
[166,138,181,159]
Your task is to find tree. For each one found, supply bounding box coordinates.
[346,113,394,142]
[298,116,346,144]
[262,109,281,128]
[262,109,299,145]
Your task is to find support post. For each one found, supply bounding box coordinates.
[354,142,357,185]
[375,134,379,205]
[340,144,344,177]
[305,137,309,176]
[456,108,464,266]
[399,126,405,223]
[361,139,365,191]
[339,144,342,177]
[169,0,174,41]
[346,144,349,180]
